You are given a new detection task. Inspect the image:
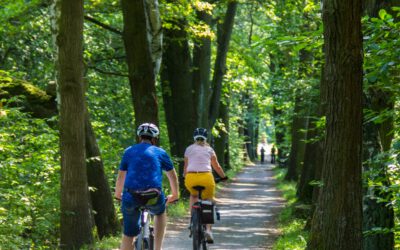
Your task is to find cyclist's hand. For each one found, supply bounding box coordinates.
[114,196,122,204]
[166,194,179,205]
[216,175,228,182]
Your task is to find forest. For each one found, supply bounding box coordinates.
[0,0,399,249]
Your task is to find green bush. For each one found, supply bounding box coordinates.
[0,106,60,248]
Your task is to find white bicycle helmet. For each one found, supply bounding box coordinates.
[193,128,207,141]
[137,123,160,138]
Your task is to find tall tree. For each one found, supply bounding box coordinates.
[208,1,238,129]
[214,96,230,169]
[161,1,237,185]
[85,114,119,238]
[58,0,93,247]
[52,1,119,238]
[307,0,363,249]
[121,0,159,128]
[192,2,213,127]
[285,91,308,181]
[161,16,196,188]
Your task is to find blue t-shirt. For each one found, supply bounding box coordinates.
[119,142,174,194]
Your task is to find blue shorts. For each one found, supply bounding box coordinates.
[121,192,166,237]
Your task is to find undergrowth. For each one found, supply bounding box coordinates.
[273,167,308,250]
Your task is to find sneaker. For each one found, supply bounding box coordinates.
[188,222,192,237]
[205,231,214,244]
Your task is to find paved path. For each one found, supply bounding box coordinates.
[163,163,285,250]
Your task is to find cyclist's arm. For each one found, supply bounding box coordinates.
[165,169,179,202]
[114,170,126,200]
[183,157,189,177]
[211,155,226,179]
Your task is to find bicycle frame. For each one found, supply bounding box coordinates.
[135,207,154,250]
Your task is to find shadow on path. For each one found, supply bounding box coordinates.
[163,163,285,250]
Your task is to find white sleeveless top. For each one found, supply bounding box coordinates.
[184,144,215,172]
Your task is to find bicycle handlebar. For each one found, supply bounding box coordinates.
[215,176,228,183]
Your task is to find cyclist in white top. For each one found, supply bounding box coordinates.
[183,128,227,243]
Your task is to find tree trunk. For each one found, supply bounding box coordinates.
[208,1,238,129]
[121,0,159,128]
[192,5,212,128]
[214,97,230,170]
[243,93,257,161]
[161,18,196,191]
[297,114,319,203]
[311,64,327,205]
[58,0,93,247]
[85,113,119,238]
[307,0,363,248]
[296,47,319,202]
[272,106,286,164]
[285,92,307,181]
[144,0,163,76]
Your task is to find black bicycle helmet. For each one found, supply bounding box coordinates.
[137,123,160,138]
[193,128,207,141]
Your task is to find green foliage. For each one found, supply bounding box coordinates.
[362,8,400,246]
[165,199,189,218]
[0,106,60,249]
[363,9,400,96]
[0,0,54,87]
[273,167,308,250]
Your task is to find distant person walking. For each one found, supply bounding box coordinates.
[260,147,265,163]
[270,145,276,164]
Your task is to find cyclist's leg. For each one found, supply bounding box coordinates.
[120,200,141,250]
[189,195,199,210]
[153,212,166,250]
[184,173,200,211]
[200,173,216,241]
[148,193,167,250]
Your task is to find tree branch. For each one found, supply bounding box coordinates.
[88,66,128,77]
[84,15,122,36]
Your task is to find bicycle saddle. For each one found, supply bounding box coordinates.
[126,188,161,206]
[192,185,205,191]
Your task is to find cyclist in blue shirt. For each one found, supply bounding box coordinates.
[114,123,179,250]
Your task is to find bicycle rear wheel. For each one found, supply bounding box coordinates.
[202,239,208,250]
[135,234,150,250]
[149,226,154,250]
[191,208,202,250]
[135,222,151,249]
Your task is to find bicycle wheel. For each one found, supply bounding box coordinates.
[135,227,150,250]
[135,232,144,250]
[202,237,208,250]
[191,208,202,250]
[149,226,154,250]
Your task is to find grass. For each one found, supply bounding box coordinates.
[273,167,309,250]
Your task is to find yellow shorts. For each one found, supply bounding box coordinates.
[184,172,215,200]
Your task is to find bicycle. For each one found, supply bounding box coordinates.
[128,189,178,250]
[134,205,154,250]
[190,177,227,250]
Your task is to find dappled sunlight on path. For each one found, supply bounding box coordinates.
[163,163,285,250]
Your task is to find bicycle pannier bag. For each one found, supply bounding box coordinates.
[200,200,214,224]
